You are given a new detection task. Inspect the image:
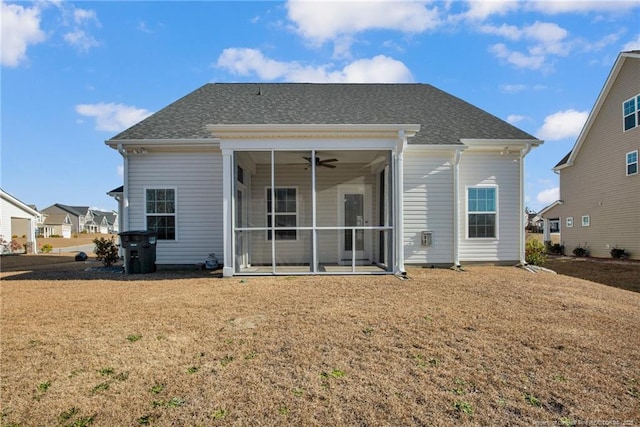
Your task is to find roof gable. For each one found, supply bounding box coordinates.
[554,51,640,170]
[108,83,537,146]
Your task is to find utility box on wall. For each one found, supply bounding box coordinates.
[421,231,433,247]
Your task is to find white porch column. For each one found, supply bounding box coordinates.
[542,218,550,242]
[117,144,130,233]
[394,131,406,274]
[222,149,234,277]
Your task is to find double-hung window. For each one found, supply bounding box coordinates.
[146,188,176,240]
[627,150,638,176]
[467,187,497,239]
[623,95,639,131]
[267,188,297,240]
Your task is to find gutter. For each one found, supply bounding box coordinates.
[117,144,129,233]
[519,144,533,265]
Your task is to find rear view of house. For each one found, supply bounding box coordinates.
[541,51,640,259]
[106,83,541,276]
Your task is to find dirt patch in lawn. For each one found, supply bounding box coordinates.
[1,264,639,426]
[545,256,640,293]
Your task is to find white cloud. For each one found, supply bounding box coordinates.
[623,34,640,51]
[536,109,589,141]
[527,0,640,14]
[285,0,440,55]
[507,114,526,124]
[63,30,99,52]
[464,0,519,21]
[76,103,152,132]
[489,43,546,70]
[536,187,559,205]
[216,48,414,83]
[73,8,98,25]
[1,1,46,67]
[499,84,527,94]
[479,23,522,40]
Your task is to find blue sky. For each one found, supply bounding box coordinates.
[2,0,639,213]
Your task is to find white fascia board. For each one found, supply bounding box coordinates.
[105,138,221,150]
[405,144,468,153]
[206,123,421,139]
[459,138,543,152]
[538,200,562,217]
[220,137,400,152]
[1,190,40,216]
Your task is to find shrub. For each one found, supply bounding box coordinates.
[544,241,565,255]
[572,245,589,257]
[526,239,547,266]
[93,237,119,267]
[41,244,53,253]
[610,248,627,259]
[10,239,22,252]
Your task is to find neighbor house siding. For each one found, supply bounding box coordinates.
[248,162,378,266]
[458,152,521,262]
[403,151,454,265]
[555,59,640,258]
[127,152,223,264]
[1,199,34,239]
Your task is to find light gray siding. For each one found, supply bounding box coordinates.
[403,152,454,265]
[554,58,640,259]
[458,152,521,262]
[127,152,223,265]
[248,162,378,265]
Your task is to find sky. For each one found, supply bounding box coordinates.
[2,0,639,214]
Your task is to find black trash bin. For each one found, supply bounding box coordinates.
[119,231,158,274]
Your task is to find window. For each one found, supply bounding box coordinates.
[145,188,176,240]
[623,95,639,131]
[582,215,590,227]
[549,219,560,233]
[566,217,573,228]
[627,151,638,176]
[267,188,297,240]
[467,187,497,238]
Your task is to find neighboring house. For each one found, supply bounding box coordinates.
[107,186,124,235]
[0,188,38,253]
[41,204,113,234]
[93,210,119,233]
[540,51,640,259]
[106,83,542,276]
[39,213,72,238]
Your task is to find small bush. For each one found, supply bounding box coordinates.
[572,245,589,257]
[10,239,22,252]
[93,237,119,267]
[544,241,565,255]
[610,248,627,259]
[526,239,547,266]
[41,244,53,253]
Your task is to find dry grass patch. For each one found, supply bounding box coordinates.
[1,266,639,426]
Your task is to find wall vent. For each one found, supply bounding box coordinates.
[421,231,433,247]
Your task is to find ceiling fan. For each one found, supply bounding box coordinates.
[303,156,338,169]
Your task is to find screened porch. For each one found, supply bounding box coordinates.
[231,150,395,275]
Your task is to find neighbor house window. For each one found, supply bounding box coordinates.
[549,219,560,233]
[582,215,590,227]
[467,186,497,238]
[145,188,176,240]
[627,150,638,176]
[266,187,297,240]
[566,217,573,228]
[623,95,639,131]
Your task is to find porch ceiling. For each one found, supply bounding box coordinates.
[243,150,388,165]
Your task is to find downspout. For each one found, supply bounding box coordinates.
[452,149,463,268]
[519,144,533,265]
[222,149,234,277]
[394,130,406,274]
[117,144,129,233]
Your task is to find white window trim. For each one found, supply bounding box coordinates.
[144,186,178,241]
[566,217,573,228]
[465,185,499,240]
[622,94,639,132]
[626,150,638,176]
[265,186,299,241]
[581,215,590,227]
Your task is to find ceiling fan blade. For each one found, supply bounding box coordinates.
[319,158,338,163]
[321,163,337,168]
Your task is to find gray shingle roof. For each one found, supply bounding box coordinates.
[109,83,537,145]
